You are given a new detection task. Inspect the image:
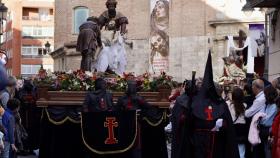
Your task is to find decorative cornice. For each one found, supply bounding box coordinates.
[209,19,265,27]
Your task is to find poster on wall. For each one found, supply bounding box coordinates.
[249,24,266,76]
[150,0,170,74]
[249,24,266,57]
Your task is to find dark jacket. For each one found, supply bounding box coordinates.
[2,109,15,144]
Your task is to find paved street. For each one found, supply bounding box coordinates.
[18,156,37,158]
[16,145,171,158]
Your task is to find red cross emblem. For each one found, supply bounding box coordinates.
[104,117,119,145]
[204,106,213,121]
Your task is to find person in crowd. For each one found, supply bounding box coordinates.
[0,76,17,109]
[243,82,255,158]
[5,77,17,100]
[257,86,278,158]
[0,105,5,153]
[244,83,255,109]
[271,96,280,158]
[227,87,247,158]
[168,83,182,109]
[0,99,20,158]
[271,77,280,158]
[11,103,27,157]
[165,83,183,133]
[272,77,280,94]
[245,79,266,118]
[245,79,266,158]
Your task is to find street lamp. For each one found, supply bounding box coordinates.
[44,41,51,53]
[39,41,51,55]
[0,2,8,36]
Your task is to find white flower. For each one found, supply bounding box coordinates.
[66,70,73,74]
[51,74,57,80]
[85,71,93,77]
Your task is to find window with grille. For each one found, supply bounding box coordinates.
[22,26,54,37]
[22,46,41,56]
[73,6,89,34]
[21,65,41,75]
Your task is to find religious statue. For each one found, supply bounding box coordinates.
[76,17,102,71]
[255,32,266,57]
[93,0,128,76]
[219,55,246,84]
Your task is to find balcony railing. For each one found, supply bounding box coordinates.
[22,16,54,21]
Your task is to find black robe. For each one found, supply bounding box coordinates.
[39,107,84,158]
[116,81,168,158]
[171,94,192,158]
[19,82,41,151]
[190,99,240,158]
[171,52,240,158]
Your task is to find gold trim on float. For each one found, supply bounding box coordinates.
[142,111,166,127]
[81,113,138,155]
[44,108,81,125]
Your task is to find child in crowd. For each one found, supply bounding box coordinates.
[0,99,20,158]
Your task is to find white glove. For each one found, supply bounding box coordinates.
[211,119,223,132]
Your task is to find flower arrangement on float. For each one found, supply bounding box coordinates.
[34,67,176,92]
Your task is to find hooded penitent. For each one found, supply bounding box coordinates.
[116,80,139,111]
[172,52,240,158]
[83,78,114,112]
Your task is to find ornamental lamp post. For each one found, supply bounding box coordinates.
[39,41,51,55]
[45,41,51,53]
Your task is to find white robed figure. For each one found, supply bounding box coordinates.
[93,30,127,76]
[92,0,129,76]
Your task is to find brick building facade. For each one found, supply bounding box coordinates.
[52,0,265,81]
[2,0,54,78]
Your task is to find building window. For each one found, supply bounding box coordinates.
[6,49,13,58]
[73,6,89,34]
[2,30,13,42]
[39,8,50,21]
[22,26,54,37]
[7,11,13,22]
[6,69,12,76]
[22,27,33,36]
[22,46,42,56]
[21,65,41,75]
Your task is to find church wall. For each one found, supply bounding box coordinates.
[269,11,280,80]
[54,0,265,82]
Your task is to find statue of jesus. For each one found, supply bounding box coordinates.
[93,0,128,76]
